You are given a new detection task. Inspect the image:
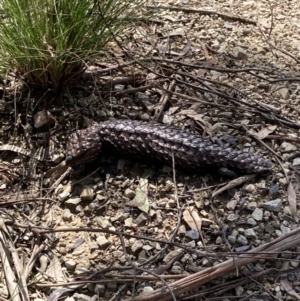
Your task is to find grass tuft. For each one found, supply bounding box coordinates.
[0,0,146,91]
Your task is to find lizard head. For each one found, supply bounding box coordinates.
[65,125,102,166]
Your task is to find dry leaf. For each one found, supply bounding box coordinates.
[183,207,202,231]
[287,182,298,222]
[130,169,152,213]
[280,261,300,300]
[255,125,277,140]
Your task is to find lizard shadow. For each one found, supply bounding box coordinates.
[67,153,271,218]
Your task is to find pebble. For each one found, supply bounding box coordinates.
[269,184,279,196]
[134,212,148,226]
[65,259,76,270]
[96,217,111,229]
[171,265,182,274]
[75,205,83,213]
[58,191,70,202]
[65,197,81,208]
[236,235,248,246]
[232,46,248,60]
[216,236,223,244]
[247,202,257,211]
[244,184,256,193]
[274,87,290,100]
[62,209,72,222]
[73,293,93,301]
[124,188,135,199]
[280,142,297,152]
[262,199,282,212]
[186,229,200,240]
[163,249,182,263]
[280,225,291,235]
[226,199,238,210]
[95,284,105,295]
[227,213,239,222]
[244,228,257,239]
[227,236,236,244]
[252,208,263,221]
[124,217,134,227]
[235,286,244,296]
[34,109,55,129]
[247,218,257,226]
[80,187,94,202]
[131,240,143,253]
[254,263,265,272]
[292,158,300,166]
[96,236,110,248]
[107,282,117,290]
[235,245,250,252]
[110,211,125,222]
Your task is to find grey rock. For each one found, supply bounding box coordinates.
[107,282,117,290]
[292,158,300,166]
[140,113,150,121]
[96,236,110,248]
[75,205,83,213]
[138,250,147,262]
[34,109,55,129]
[171,265,182,274]
[124,188,135,199]
[227,235,236,244]
[280,225,291,235]
[280,142,297,152]
[274,87,290,100]
[244,184,256,193]
[281,250,293,259]
[262,199,282,212]
[163,249,182,263]
[186,229,200,240]
[226,199,238,210]
[254,263,265,272]
[62,209,72,222]
[65,259,76,270]
[96,217,111,229]
[236,235,248,246]
[110,211,125,223]
[247,218,257,226]
[244,228,257,239]
[134,212,148,226]
[252,208,263,221]
[201,258,211,267]
[73,293,92,301]
[124,217,134,227]
[227,213,239,222]
[235,245,250,252]
[265,223,274,234]
[235,286,244,297]
[95,284,105,295]
[142,286,154,294]
[232,47,248,60]
[216,236,223,244]
[65,197,81,208]
[58,191,70,202]
[131,240,143,253]
[142,244,153,251]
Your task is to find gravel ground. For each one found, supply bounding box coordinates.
[0,1,300,301]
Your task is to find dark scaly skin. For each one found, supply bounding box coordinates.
[65,119,273,174]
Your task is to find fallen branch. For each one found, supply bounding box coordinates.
[124,226,300,301]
